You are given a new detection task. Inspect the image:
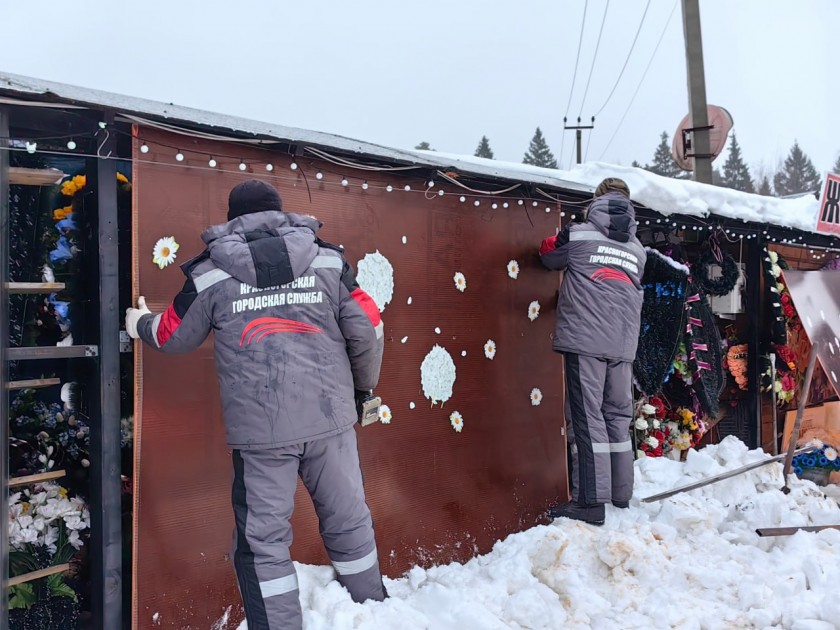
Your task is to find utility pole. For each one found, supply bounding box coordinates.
[681,0,713,184]
[563,116,595,165]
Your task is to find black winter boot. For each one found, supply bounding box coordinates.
[547,501,605,526]
[611,500,630,509]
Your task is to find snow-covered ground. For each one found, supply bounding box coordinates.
[238,437,840,630]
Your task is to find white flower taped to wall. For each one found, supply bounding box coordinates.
[420,344,457,406]
[356,250,394,313]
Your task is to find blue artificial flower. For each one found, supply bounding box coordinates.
[56,216,77,232]
[48,294,70,320]
[49,236,74,263]
[804,456,818,468]
[794,466,803,475]
[819,456,829,467]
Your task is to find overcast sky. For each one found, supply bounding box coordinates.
[4,0,837,178]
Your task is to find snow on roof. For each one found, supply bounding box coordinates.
[0,72,822,233]
[427,152,823,234]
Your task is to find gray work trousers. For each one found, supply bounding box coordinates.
[231,426,386,630]
[564,353,634,505]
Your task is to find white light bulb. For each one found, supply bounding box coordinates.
[290,162,298,170]
[560,211,566,217]
[438,189,444,196]
[459,196,466,203]
[67,140,77,150]
[545,207,551,213]
[428,180,435,188]
[175,152,184,161]
[140,144,149,153]
[404,185,411,192]
[503,202,509,208]
[492,203,498,209]
[474,200,480,206]
[362,181,369,190]
[681,225,686,230]
[239,162,247,171]
[341,178,349,186]
[386,185,393,192]
[518,200,524,206]
[645,220,650,225]
[25,142,37,154]
[266,163,274,172]
[532,201,538,207]
[208,158,217,168]
[316,172,323,180]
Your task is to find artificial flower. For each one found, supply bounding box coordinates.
[378,404,392,425]
[641,404,657,415]
[530,388,543,406]
[449,411,464,433]
[652,419,661,429]
[117,172,129,184]
[528,300,540,322]
[453,272,467,292]
[645,436,659,448]
[507,260,520,279]
[484,339,496,360]
[635,418,648,431]
[769,251,779,264]
[152,236,180,269]
[825,447,837,462]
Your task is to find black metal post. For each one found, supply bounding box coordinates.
[89,111,122,628]
[782,346,818,493]
[746,238,763,449]
[0,105,10,630]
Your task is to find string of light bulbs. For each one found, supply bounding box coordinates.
[3,138,839,258]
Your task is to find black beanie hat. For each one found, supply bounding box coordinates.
[227,180,283,221]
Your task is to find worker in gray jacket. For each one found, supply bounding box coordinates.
[125,180,387,629]
[539,178,645,526]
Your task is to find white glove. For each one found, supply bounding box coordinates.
[125,296,152,339]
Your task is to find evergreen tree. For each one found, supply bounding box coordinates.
[631,160,644,169]
[646,131,686,179]
[474,136,494,159]
[522,127,558,168]
[712,167,723,187]
[773,141,822,195]
[757,176,773,196]
[720,134,755,192]
[415,141,433,151]
[832,154,840,175]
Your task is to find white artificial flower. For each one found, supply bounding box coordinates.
[641,404,657,416]
[636,450,647,459]
[635,418,648,431]
[812,439,825,449]
[356,251,394,313]
[152,236,180,270]
[507,260,520,279]
[41,265,55,283]
[453,272,467,292]
[484,339,497,360]
[528,300,541,322]
[770,264,782,279]
[652,420,661,429]
[825,447,838,461]
[420,345,457,406]
[530,388,543,406]
[645,436,659,448]
[68,529,82,550]
[769,251,779,264]
[450,411,464,433]
[378,404,392,425]
[43,526,59,554]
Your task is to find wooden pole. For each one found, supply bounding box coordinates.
[681,0,713,184]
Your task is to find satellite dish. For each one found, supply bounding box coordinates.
[671,105,734,171]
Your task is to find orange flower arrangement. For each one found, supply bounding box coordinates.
[727,344,748,390]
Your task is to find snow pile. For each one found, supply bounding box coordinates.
[236,436,840,629]
[420,152,821,234]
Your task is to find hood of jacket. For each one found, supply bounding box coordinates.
[200,211,321,288]
[586,191,638,243]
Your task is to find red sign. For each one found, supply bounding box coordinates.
[816,173,840,236]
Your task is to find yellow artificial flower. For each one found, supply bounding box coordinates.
[21,502,30,514]
[117,172,129,184]
[58,487,68,498]
[53,205,73,221]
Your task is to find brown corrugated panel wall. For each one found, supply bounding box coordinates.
[132,127,568,628]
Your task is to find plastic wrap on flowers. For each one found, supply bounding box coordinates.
[685,281,725,417]
[821,257,840,271]
[633,248,690,396]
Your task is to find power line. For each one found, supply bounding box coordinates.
[593,0,652,118]
[597,0,679,161]
[577,0,610,119]
[560,0,589,168]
